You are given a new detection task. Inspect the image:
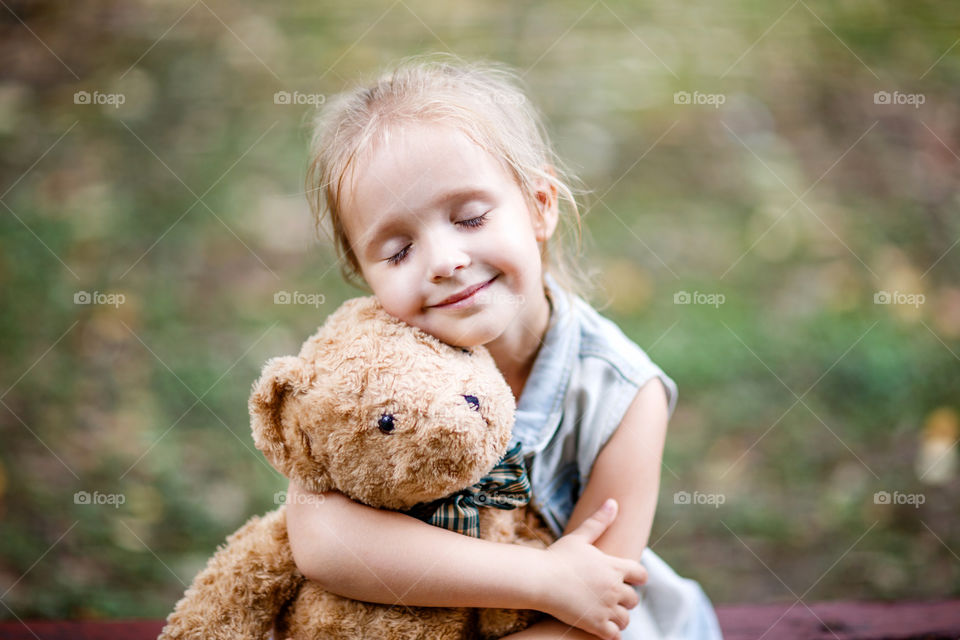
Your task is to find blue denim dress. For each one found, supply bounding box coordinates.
[514,273,723,640]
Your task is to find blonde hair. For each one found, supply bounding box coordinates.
[305,53,594,300]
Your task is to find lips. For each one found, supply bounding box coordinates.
[432,275,498,307]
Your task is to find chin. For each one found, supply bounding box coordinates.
[432,322,502,349]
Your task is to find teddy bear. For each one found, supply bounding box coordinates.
[158,296,556,640]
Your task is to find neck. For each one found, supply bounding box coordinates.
[484,286,551,401]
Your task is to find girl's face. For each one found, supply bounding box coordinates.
[340,122,557,348]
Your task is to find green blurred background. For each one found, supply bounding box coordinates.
[1,0,958,620]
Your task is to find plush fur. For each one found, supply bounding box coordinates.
[158,296,555,640]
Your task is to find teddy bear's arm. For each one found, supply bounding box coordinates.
[158,508,302,640]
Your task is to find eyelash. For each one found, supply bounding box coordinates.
[386,246,409,265]
[386,213,489,265]
[458,212,488,228]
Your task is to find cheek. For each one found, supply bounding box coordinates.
[371,272,421,318]
[491,219,540,268]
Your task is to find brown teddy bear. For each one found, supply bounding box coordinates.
[158,296,555,640]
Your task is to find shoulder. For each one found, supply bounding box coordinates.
[567,294,672,389]
[558,295,676,487]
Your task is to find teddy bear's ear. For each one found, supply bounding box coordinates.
[248,355,309,467]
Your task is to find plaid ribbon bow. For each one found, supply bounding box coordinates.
[403,442,531,537]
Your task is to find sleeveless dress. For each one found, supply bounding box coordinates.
[514,273,724,640]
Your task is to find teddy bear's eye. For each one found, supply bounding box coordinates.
[377,413,396,434]
[463,395,480,411]
[459,348,472,356]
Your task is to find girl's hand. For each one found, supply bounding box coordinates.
[537,499,647,640]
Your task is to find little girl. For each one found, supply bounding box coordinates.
[286,54,723,640]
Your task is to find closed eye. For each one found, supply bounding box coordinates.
[385,213,487,266]
[387,244,410,265]
[458,212,488,228]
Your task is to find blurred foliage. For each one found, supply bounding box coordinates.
[1,0,958,619]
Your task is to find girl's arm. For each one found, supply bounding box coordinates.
[500,378,671,639]
[285,482,646,640]
[565,377,669,559]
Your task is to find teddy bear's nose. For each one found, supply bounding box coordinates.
[462,395,480,411]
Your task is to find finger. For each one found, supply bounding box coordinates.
[566,499,618,544]
[624,561,648,586]
[619,585,640,609]
[613,605,630,630]
[600,621,621,640]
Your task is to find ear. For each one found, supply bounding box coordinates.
[248,355,308,469]
[532,165,559,243]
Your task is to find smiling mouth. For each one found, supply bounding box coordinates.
[431,275,498,308]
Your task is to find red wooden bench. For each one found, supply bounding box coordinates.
[1,601,958,639]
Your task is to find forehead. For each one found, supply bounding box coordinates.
[340,122,516,244]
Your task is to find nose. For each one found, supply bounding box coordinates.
[426,235,470,282]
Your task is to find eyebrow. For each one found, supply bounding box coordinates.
[362,187,492,254]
